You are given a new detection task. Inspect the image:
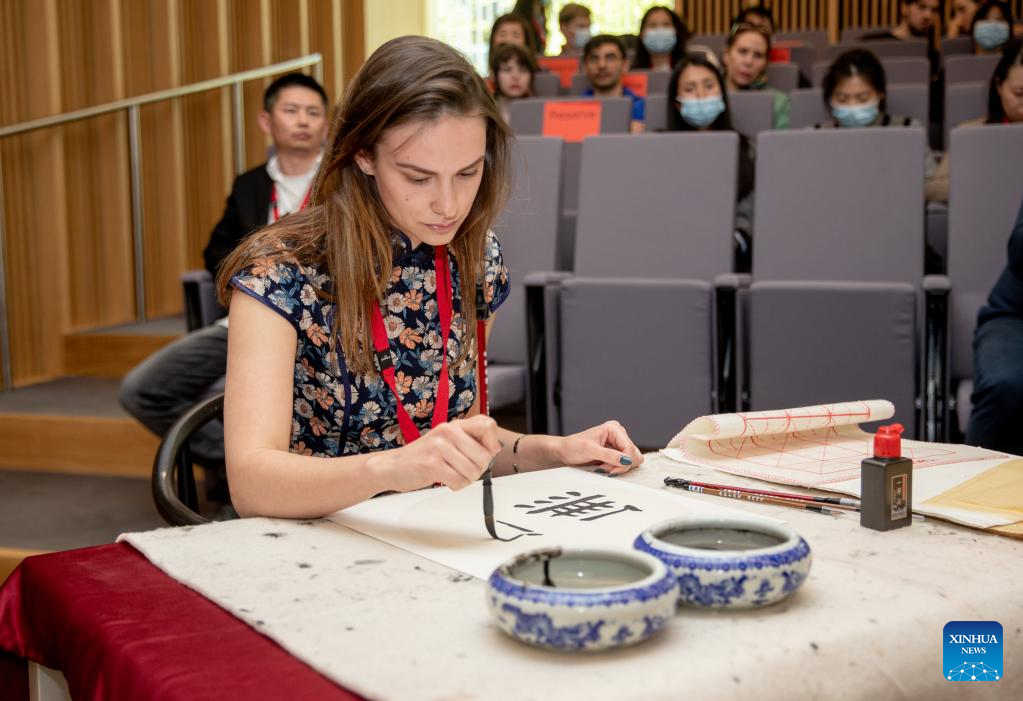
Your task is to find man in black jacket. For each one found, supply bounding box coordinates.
[120,74,328,500]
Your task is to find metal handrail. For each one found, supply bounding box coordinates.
[0,53,323,392]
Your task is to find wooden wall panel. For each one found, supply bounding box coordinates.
[229,0,273,170]
[58,0,134,331]
[0,0,69,388]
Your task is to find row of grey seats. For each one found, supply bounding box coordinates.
[534,54,997,100]
[486,126,1023,449]
[521,84,991,144]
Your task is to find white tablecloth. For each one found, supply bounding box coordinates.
[120,454,1022,700]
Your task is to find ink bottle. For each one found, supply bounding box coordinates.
[860,423,913,531]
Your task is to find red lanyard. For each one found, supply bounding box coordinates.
[370,245,491,445]
[270,183,312,222]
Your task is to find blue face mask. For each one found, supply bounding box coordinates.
[973,20,1010,51]
[571,27,591,49]
[642,27,677,54]
[679,95,726,128]
[832,101,880,127]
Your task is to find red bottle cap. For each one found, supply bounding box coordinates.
[873,423,904,458]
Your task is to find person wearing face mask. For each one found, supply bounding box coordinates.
[666,54,757,272]
[558,3,592,58]
[723,21,790,129]
[971,1,1015,55]
[815,50,938,180]
[489,43,537,124]
[632,6,688,72]
[927,39,1023,203]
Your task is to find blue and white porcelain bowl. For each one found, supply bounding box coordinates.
[486,546,678,652]
[634,517,812,609]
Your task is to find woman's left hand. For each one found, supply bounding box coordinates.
[557,421,644,476]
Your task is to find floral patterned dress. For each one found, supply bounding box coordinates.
[231,230,509,457]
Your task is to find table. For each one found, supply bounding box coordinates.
[2,454,1021,700]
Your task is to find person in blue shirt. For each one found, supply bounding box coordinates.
[580,34,646,133]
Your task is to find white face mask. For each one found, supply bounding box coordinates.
[572,27,592,49]
[642,27,677,54]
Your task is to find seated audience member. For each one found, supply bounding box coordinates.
[724,21,790,129]
[119,73,330,499]
[667,54,757,272]
[558,3,592,58]
[219,36,643,519]
[735,6,775,35]
[512,0,547,54]
[581,34,646,133]
[971,1,1015,54]
[816,49,938,183]
[489,43,537,123]
[948,0,981,37]
[488,13,534,67]
[864,0,941,73]
[632,6,688,72]
[928,38,1023,202]
[966,194,1023,454]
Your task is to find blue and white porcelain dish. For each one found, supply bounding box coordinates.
[634,517,812,609]
[486,546,678,652]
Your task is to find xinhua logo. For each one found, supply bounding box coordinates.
[944,621,1002,681]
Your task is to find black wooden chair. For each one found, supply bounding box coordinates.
[152,392,230,526]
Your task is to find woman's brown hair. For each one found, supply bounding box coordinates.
[488,43,538,97]
[218,35,512,375]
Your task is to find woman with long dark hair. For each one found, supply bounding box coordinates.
[632,6,688,71]
[218,37,643,518]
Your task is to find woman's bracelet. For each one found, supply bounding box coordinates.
[511,434,525,473]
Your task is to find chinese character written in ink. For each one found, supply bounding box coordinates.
[514,491,642,522]
[493,521,544,541]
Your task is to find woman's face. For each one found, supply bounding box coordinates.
[497,60,531,98]
[725,31,769,87]
[642,8,674,32]
[355,114,488,249]
[998,65,1023,122]
[493,22,527,49]
[831,75,882,107]
[677,65,722,99]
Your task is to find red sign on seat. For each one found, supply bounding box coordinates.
[542,101,602,142]
[621,72,649,97]
[538,56,579,88]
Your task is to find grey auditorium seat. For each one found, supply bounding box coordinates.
[766,64,800,93]
[488,136,564,413]
[728,91,775,137]
[827,39,929,60]
[532,73,561,97]
[747,128,942,438]
[508,97,631,272]
[569,71,671,96]
[645,94,669,132]
[941,36,974,63]
[946,124,1023,436]
[812,56,930,86]
[787,85,929,129]
[525,133,740,447]
[945,55,999,85]
[945,82,988,142]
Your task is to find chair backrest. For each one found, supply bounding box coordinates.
[489,136,564,366]
[507,97,632,136]
[941,35,974,62]
[689,33,726,58]
[886,83,930,125]
[574,132,738,279]
[841,26,888,42]
[645,93,669,132]
[945,54,999,85]
[766,63,800,93]
[947,124,1023,379]
[774,30,828,60]
[770,46,817,82]
[153,392,226,526]
[828,39,929,60]
[788,87,829,128]
[754,128,926,283]
[728,90,775,137]
[532,72,561,97]
[569,71,670,96]
[812,56,930,86]
[944,81,988,140]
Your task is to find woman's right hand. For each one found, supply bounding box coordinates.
[370,415,503,493]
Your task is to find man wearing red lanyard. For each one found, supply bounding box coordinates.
[119,73,329,505]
